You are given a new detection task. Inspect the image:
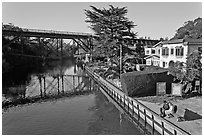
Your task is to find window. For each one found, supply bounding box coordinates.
[162,48,165,55]
[147,60,151,65]
[146,50,150,54]
[163,62,165,67]
[171,48,174,55]
[158,49,160,54]
[175,47,184,56]
[151,49,155,54]
[162,47,169,56]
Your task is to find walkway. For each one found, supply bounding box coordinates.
[85,66,190,135]
[137,97,202,135]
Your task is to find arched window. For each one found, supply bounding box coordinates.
[175,46,184,56]
[162,47,169,56]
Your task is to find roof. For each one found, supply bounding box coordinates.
[162,38,202,45]
[153,41,163,48]
[145,45,154,48]
[144,55,160,59]
[162,39,184,44]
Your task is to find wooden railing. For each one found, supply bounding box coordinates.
[85,66,190,135]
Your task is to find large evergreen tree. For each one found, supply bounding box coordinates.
[85,5,136,58]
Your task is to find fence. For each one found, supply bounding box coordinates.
[85,66,190,135]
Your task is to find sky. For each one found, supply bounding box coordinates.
[2,2,202,40]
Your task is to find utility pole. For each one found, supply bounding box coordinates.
[120,43,123,78]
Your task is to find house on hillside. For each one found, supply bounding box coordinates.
[160,38,202,68]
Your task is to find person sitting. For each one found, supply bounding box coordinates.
[165,102,177,118]
[160,101,177,118]
[160,100,169,117]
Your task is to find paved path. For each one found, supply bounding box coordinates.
[136,97,202,135]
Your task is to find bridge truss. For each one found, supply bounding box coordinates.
[2,27,97,59]
[3,26,159,60]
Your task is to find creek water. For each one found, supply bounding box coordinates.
[2,59,142,135]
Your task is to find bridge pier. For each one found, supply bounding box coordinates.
[38,76,43,97]
[43,76,46,96]
[57,76,60,95]
[57,39,59,57]
[20,36,23,55]
[60,39,63,59]
[61,75,64,94]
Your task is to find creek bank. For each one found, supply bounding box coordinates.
[2,89,93,109]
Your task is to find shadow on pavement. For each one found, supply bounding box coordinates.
[184,108,202,121]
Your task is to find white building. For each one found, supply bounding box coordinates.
[144,38,202,68]
[144,41,162,66]
[144,55,160,66]
[160,38,202,68]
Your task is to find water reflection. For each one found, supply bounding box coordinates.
[2,58,143,135]
[2,59,84,101]
[2,85,142,135]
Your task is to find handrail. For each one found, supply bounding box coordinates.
[2,27,97,37]
[85,66,190,135]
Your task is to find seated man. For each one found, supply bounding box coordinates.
[160,100,177,118]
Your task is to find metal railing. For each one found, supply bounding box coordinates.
[3,27,96,37]
[85,66,190,135]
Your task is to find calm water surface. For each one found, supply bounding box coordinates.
[2,59,142,135]
[3,89,142,135]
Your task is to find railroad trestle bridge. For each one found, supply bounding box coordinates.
[2,27,159,60]
[2,27,97,59]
